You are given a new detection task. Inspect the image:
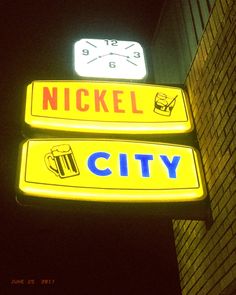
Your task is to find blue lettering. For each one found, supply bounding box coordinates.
[135,154,153,177]
[119,153,128,176]
[160,155,181,178]
[87,152,112,176]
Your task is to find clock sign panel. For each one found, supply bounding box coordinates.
[74,38,147,80]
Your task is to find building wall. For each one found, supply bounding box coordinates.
[152,0,216,84]
[173,0,236,294]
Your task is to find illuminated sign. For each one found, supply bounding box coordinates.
[24,81,193,134]
[17,139,206,203]
[74,38,147,80]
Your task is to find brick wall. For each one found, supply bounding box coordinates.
[173,0,236,294]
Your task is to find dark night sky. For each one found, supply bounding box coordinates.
[0,1,182,294]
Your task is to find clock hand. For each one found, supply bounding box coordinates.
[98,53,129,58]
[110,52,130,58]
[87,52,130,64]
[100,53,112,58]
[87,53,111,63]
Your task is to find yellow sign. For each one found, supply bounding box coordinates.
[25,81,193,134]
[17,139,206,203]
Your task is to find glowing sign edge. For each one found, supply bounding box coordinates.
[17,138,207,203]
[24,81,194,135]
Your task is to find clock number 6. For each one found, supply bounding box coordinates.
[109,61,116,68]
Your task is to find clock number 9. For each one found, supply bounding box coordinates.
[82,49,89,55]
[105,39,118,46]
[133,52,141,58]
[109,61,116,68]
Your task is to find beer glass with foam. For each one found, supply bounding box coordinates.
[45,144,79,178]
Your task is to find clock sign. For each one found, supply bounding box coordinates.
[74,38,147,80]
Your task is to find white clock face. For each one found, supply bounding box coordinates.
[74,38,147,80]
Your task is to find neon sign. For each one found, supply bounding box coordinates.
[17,139,206,203]
[24,81,193,134]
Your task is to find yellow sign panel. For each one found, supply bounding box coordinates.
[17,139,206,203]
[25,81,193,134]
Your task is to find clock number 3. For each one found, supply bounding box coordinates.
[134,52,141,58]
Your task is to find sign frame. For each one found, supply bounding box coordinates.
[16,138,207,204]
[24,80,194,135]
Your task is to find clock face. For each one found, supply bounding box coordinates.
[74,38,147,80]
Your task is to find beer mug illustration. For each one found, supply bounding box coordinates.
[154,93,177,116]
[45,145,80,178]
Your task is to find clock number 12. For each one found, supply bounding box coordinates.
[105,39,118,46]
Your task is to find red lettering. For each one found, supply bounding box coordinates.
[43,87,57,110]
[64,88,70,111]
[113,90,125,113]
[76,89,89,111]
[42,87,143,115]
[130,91,143,113]
[94,90,109,112]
